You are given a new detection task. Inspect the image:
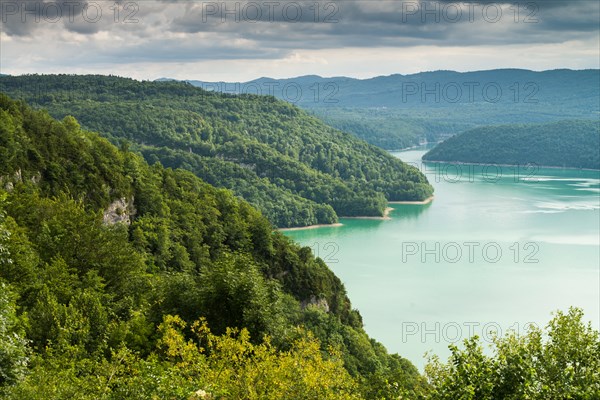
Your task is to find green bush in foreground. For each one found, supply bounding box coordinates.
[426,307,600,400]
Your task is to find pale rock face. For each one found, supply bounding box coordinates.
[1,169,25,191]
[301,295,330,313]
[30,173,41,184]
[1,170,41,191]
[102,197,135,225]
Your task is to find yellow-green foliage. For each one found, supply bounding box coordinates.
[158,315,361,400]
[5,315,361,400]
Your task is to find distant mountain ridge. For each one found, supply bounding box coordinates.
[176,68,599,108]
[175,69,600,150]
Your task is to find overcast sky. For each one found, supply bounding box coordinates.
[1,0,598,80]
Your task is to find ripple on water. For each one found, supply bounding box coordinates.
[533,200,599,212]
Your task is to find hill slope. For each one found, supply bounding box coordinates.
[0,75,433,228]
[422,120,600,169]
[187,69,600,149]
[0,94,427,398]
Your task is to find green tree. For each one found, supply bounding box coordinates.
[0,281,30,390]
[0,195,30,390]
[425,308,600,399]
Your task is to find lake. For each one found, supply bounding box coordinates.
[283,146,600,370]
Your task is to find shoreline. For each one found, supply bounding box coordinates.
[279,196,436,231]
[389,196,435,205]
[423,160,600,172]
[277,223,343,232]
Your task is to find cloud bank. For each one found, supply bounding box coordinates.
[1,1,598,80]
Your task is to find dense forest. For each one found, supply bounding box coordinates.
[1,95,598,399]
[0,94,429,398]
[187,69,600,150]
[423,120,600,169]
[0,75,433,228]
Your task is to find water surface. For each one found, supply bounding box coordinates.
[284,146,600,369]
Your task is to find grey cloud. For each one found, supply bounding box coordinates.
[165,0,598,48]
[0,0,152,37]
[1,0,597,67]
[1,1,91,36]
[535,2,600,32]
[4,1,597,46]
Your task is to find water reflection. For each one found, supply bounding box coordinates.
[390,203,432,221]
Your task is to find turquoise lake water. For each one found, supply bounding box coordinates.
[284,146,600,370]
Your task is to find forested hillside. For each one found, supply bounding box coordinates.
[0,75,433,228]
[423,120,600,169]
[0,94,428,398]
